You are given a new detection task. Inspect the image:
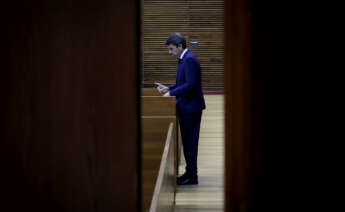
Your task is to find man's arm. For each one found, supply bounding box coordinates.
[169,57,200,97]
[168,84,177,90]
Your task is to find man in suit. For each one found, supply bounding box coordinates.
[155,32,206,185]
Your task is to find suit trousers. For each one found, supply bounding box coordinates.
[178,111,202,176]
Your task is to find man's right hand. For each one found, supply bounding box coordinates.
[154,82,169,93]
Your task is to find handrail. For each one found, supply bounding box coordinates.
[149,123,174,212]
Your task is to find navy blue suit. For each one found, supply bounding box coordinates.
[169,49,205,176]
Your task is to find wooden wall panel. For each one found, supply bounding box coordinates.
[142,0,224,91]
[188,0,224,90]
[224,0,273,211]
[0,1,139,212]
[142,0,189,87]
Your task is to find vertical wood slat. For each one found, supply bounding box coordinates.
[225,0,273,211]
[0,1,139,211]
[142,0,224,91]
[224,0,252,210]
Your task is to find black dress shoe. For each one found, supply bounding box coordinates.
[177,174,198,185]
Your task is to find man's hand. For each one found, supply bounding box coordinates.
[154,82,169,94]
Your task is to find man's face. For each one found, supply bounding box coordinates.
[167,44,183,59]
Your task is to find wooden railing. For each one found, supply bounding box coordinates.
[149,123,176,212]
[141,88,182,174]
[141,92,177,211]
[141,87,161,96]
[141,88,184,211]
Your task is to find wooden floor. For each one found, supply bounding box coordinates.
[174,95,224,212]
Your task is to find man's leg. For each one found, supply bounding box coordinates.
[178,111,202,184]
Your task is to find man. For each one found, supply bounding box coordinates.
[155,32,206,185]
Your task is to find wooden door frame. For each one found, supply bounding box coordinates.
[138,0,272,211]
[224,0,272,211]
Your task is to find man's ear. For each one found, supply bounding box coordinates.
[178,44,183,50]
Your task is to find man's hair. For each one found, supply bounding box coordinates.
[165,32,186,49]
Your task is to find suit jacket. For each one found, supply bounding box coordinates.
[169,50,206,115]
